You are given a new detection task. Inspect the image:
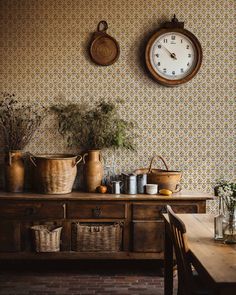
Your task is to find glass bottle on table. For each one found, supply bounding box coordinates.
[223,208,236,244]
[214,196,225,240]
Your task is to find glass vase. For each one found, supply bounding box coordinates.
[214,196,225,240]
[223,211,236,244]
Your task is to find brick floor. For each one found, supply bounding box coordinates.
[0,261,178,295]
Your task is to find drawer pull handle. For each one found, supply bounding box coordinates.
[62,203,66,219]
[92,207,102,218]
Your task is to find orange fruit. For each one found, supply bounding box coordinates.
[97,185,107,194]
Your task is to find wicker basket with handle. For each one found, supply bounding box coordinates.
[31,225,62,252]
[30,154,82,194]
[134,155,182,192]
[72,222,123,252]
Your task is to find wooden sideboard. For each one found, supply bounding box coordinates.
[0,191,213,260]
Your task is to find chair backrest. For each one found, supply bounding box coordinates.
[166,205,194,295]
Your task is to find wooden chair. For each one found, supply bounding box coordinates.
[166,205,211,295]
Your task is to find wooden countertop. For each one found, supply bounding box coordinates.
[0,190,214,201]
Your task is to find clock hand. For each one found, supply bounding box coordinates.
[162,45,177,60]
[170,52,177,59]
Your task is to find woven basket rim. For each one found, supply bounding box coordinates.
[33,154,78,160]
[134,168,182,175]
[76,222,122,226]
[72,222,122,252]
[30,225,62,233]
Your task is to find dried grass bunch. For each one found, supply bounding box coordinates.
[51,101,135,151]
[0,92,45,151]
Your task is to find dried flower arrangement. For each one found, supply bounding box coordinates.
[51,101,135,151]
[214,179,236,213]
[0,92,45,152]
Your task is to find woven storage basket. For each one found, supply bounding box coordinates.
[30,154,82,194]
[72,222,122,252]
[134,155,182,192]
[31,225,62,252]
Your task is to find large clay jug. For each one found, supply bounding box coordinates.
[83,150,103,192]
[5,150,25,192]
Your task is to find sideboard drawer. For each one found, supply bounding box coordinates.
[171,204,198,213]
[132,204,164,220]
[132,221,164,252]
[67,202,126,219]
[0,201,64,219]
[132,203,198,220]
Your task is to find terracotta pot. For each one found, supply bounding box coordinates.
[5,150,25,192]
[83,150,103,192]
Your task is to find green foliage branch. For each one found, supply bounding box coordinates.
[51,101,135,151]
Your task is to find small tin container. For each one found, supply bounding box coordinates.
[145,184,158,195]
[122,173,137,194]
[137,174,147,194]
[111,181,122,194]
[126,174,137,195]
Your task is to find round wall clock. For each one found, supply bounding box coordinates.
[145,15,202,86]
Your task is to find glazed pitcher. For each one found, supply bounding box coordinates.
[83,150,103,192]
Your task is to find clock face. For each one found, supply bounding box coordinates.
[150,32,196,80]
[145,28,202,86]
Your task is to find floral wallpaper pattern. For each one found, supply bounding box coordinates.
[0,0,235,213]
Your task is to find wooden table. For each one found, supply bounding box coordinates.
[163,214,236,295]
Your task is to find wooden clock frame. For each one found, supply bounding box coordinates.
[145,16,203,86]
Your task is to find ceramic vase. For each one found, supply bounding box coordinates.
[83,150,103,192]
[5,150,25,192]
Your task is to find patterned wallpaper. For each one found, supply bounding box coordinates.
[0,0,235,213]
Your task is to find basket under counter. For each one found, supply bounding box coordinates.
[71,222,123,252]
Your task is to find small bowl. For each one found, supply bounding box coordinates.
[145,184,158,195]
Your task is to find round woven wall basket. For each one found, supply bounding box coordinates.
[30,154,82,194]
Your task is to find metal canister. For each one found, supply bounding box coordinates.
[126,174,137,195]
[111,181,122,194]
[137,174,147,194]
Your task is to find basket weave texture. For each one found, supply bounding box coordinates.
[134,155,182,192]
[30,154,81,194]
[72,222,122,252]
[31,225,62,252]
